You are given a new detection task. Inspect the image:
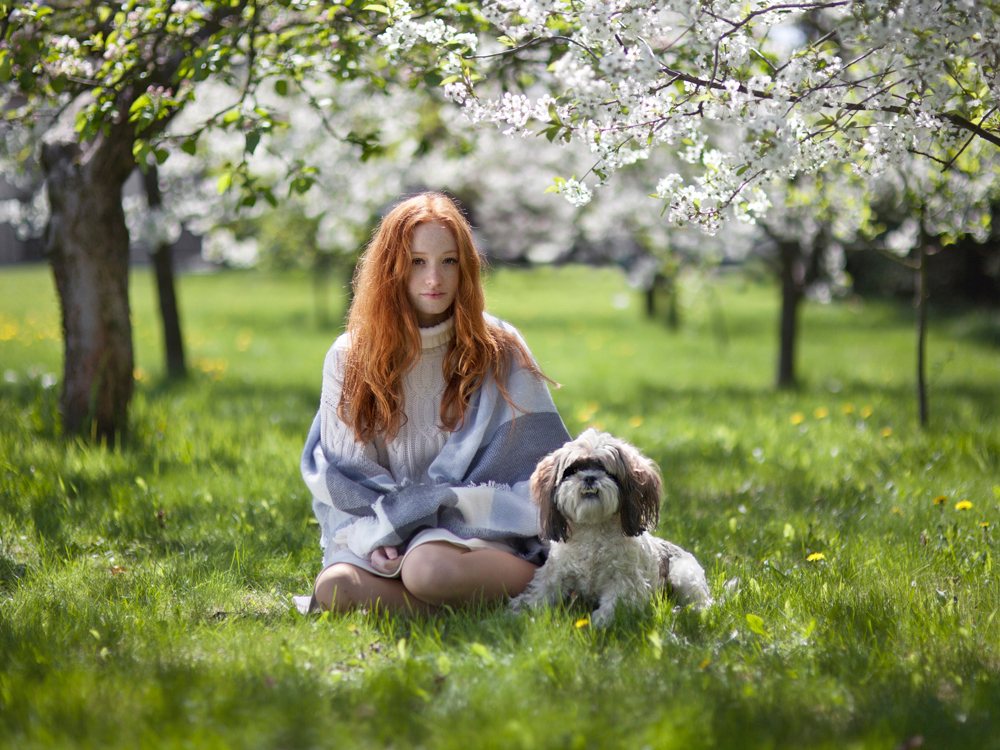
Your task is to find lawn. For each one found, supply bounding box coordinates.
[1,263,999,749]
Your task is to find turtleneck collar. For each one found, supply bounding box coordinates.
[419,316,455,350]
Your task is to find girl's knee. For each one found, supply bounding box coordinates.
[314,564,365,612]
[400,544,465,602]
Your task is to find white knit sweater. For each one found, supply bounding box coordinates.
[320,317,455,485]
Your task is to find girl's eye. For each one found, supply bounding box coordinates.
[412,258,425,265]
[444,257,458,265]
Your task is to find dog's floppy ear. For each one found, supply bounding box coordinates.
[531,451,569,542]
[615,443,662,537]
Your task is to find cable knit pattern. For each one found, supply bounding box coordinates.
[317,317,455,486]
[383,317,454,484]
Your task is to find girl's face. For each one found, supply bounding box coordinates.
[407,222,460,327]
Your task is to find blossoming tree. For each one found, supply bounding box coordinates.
[379,0,999,231]
[0,0,378,441]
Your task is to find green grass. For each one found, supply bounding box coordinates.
[2,263,999,749]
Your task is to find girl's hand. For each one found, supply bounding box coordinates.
[370,546,401,575]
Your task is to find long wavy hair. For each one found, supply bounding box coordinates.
[339,192,547,443]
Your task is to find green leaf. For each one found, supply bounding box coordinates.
[180,138,198,156]
[222,109,241,125]
[746,613,770,639]
[363,4,390,13]
[274,79,288,96]
[0,51,12,84]
[245,131,261,155]
[498,35,516,48]
[217,172,233,195]
[153,149,169,164]
[439,75,461,86]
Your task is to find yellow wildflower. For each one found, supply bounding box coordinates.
[575,619,589,628]
[629,415,643,428]
[860,405,874,418]
[881,427,892,437]
[807,552,825,562]
[842,403,855,414]
[981,522,990,529]
[791,412,805,425]
[933,495,948,505]
[814,407,829,419]
[955,501,973,511]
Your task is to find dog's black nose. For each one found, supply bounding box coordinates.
[583,475,597,489]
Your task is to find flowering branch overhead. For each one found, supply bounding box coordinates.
[379,0,1000,232]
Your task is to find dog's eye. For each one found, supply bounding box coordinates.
[561,458,606,479]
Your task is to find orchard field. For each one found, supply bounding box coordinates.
[1,264,999,749]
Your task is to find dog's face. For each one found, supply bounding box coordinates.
[531,428,662,542]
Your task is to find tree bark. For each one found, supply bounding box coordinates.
[42,129,136,443]
[142,167,187,379]
[776,239,802,389]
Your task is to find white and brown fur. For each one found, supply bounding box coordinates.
[510,428,712,627]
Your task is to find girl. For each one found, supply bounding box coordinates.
[300,193,569,614]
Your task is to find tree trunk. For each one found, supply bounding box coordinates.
[42,131,136,443]
[777,240,802,389]
[143,167,187,379]
[915,239,929,428]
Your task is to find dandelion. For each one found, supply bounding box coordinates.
[791,412,805,425]
[955,501,973,511]
[0,320,19,341]
[860,405,874,418]
[842,403,855,414]
[981,522,990,529]
[629,415,643,428]
[133,367,149,383]
[807,552,825,562]
[892,507,903,515]
[933,495,948,506]
[575,618,589,628]
[881,427,892,437]
[814,407,829,419]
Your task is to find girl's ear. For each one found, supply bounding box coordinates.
[615,443,662,537]
[531,452,569,542]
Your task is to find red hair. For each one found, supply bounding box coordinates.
[339,192,548,443]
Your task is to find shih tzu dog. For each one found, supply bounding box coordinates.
[510,428,712,627]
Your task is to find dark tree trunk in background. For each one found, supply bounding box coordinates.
[777,239,803,389]
[142,166,187,379]
[42,132,136,443]
[644,273,681,330]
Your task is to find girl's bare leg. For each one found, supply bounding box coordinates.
[400,542,537,607]
[313,563,435,615]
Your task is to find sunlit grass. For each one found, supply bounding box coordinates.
[1,263,999,749]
